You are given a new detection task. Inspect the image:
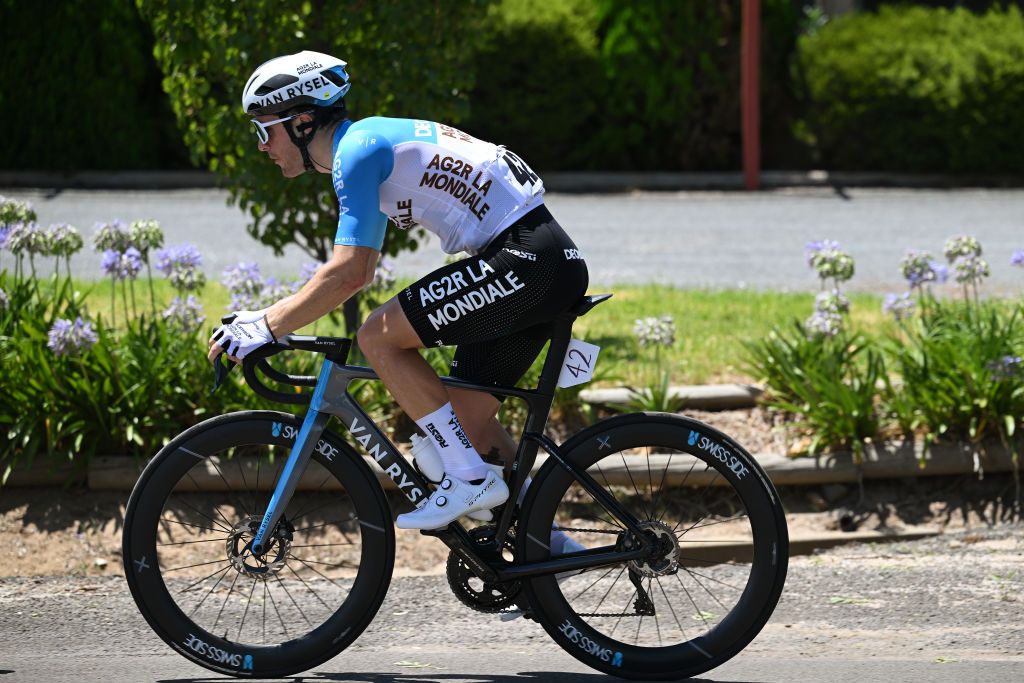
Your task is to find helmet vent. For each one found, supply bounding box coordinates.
[254,73,300,96]
[321,69,346,87]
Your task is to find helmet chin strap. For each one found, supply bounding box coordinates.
[284,115,336,173]
[284,117,319,173]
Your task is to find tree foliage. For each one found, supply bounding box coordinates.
[0,0,188,171]
[138,0,491,262]
[796,5,1024,173]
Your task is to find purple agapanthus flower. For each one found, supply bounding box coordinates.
[101,247,144,281]
[900,250,948,288]
[155,243,205,291]
[372,256,397,291]
[882,292,916,321]
[952,255,990,285]
[47,317,98,356]
[805,310,842,338]
[0,226,10,250]
[162,295,206,332]
[92,220,132,252]
[805,240,855,282]
[46,223,83,257]
[1011,250,1024,268]
[222,262,263,295]
[987,355,1023,381]
[155,244,202,275]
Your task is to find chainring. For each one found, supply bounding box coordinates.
[445,525,522,613]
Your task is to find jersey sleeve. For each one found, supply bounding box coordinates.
[332,129,395,251]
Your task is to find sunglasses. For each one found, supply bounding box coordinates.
[250,111,311,144]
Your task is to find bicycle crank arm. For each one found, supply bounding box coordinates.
[495,545,648,582]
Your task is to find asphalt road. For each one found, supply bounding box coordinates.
[1,527,1021,682]
[3,187,1023,293]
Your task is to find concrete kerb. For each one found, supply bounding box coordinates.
[579,383,762,410]
[5,439,1014,491]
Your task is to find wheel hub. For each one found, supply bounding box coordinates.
[623,520,679,578]
[226,514,293,578]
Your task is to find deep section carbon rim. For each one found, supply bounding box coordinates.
[123,412,394,677]
[522,415,787,679]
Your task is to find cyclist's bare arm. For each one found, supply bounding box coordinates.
[206,245,377,362]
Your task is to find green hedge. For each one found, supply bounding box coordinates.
[796,5,1024,173]
[465,0,804,171]
[0,0,189,171]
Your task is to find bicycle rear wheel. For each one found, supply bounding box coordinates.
[520,413,787,680]
[122,411,394,678]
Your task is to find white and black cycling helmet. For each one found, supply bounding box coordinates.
[242,50,351,171]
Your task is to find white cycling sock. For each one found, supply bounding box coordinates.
[415,403,489,481]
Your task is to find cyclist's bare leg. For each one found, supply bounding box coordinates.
[448,388,517,467]
[357,299,450,420]
[358,301,516,462]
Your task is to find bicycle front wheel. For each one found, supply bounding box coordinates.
[520,412,788,680]
[122,411,395,678]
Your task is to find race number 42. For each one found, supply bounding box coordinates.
[557,339,600,388]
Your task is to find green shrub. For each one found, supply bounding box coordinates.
[882,295,1024,454]
[0,0,187,171]
[796,5,1024,173]
[464,0,604,170]
[743,322,884,459]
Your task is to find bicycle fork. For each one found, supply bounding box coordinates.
[251,361,334,556]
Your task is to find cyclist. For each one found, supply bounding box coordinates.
[209,51,588,540]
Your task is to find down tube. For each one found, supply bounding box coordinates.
[321,389,430,510]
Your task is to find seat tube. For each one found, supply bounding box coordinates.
[251,360,335,555]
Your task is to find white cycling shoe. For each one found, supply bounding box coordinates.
[409,434,501,522]
[396,469,509,530]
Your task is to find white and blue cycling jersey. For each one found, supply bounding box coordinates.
[330,117,545,255]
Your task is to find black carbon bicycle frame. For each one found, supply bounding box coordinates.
[250,312,651,584]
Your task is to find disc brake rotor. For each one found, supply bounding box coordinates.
[226,514,293,578]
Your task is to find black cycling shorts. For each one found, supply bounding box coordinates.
[399,205,589,391]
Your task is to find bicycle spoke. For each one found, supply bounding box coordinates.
[206,454,251,518]
[172,486,233,534]
[179,565,231,595]
[275,573,312,629]
[568,565,618,602]
[655,576,689,641]
[287,553,353,591]
[159,517,227,535]
[609,586,638,637]
[651,451,687,523]
[237,577,258,641]
[163,557,232,574]
[211,571,240,635]
[681,567,746,595]
[188,566,231,617]
[285,563,335,614]
[266,576,293,635]
[675,571,710,630]
[589,565,627,615]
[287,472,336,522]
[262,581,268,644]
[159,536,229,547]
[619,452,651,520]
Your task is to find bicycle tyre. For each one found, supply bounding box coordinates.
[519,412,788,680]
[122,411,395,678]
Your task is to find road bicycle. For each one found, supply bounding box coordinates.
[122,293,788,679]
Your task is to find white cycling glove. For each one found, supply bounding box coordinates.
[211,317,276,360]
[221,308,270,325]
